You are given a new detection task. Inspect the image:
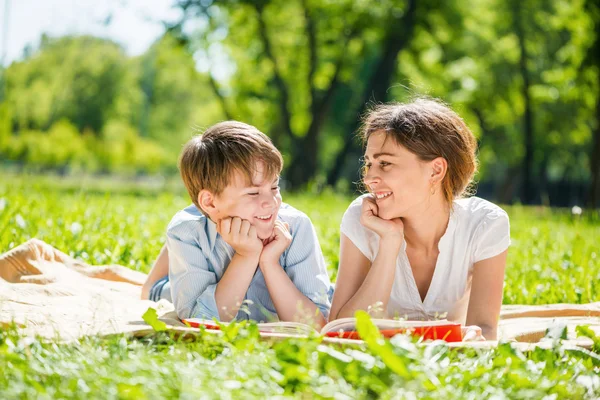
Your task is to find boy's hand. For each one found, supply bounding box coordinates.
[259,220,292,268]
[360,195,404,242]
[218,217,263,259]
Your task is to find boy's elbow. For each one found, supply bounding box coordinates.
[188,300,222,322]
[175,303,193,320]
[173,297,198,320]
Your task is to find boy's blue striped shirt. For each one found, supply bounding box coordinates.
[167,203,333,322]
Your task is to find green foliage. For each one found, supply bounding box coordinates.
[1,0,599,195]
[0,103,10,151]
[1,34,223,174]
[1,313,599,398]
[141,308,167,332]
[355,310,411,379]
[577,325,600,353]
[6,35,139,133]
[397,0,596,188]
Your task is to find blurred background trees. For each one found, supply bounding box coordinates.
[0,0,598,207]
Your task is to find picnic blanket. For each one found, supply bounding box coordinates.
[2,239,599,349]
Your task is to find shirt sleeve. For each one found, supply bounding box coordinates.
[472,208,511,263]
[340,197,376,262]
[282,214,333,319]
[167,223,221,320]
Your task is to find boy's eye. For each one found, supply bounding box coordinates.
[271,186,280,191]
[248,192,259,196]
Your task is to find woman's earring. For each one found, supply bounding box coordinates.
[431,186,436,195]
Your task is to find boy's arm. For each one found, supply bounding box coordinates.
[168,218,262,321]
[167,229,221,320]
[260,261,327,328]
[214,217,264,321]
[213,253,260,321]
[259,218,332,329]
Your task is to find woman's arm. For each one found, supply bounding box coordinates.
[330,234,401,320]
[465,249,508,340]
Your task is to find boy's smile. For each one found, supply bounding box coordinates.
[207,162,282,239]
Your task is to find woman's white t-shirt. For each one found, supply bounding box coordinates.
[340,195,511,324]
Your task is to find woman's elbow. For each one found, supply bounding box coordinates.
[480,323,498,340]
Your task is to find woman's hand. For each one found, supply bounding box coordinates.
[360,195,404,241]
[462,325,486,342]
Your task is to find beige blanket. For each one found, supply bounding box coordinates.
[2,239,599,349]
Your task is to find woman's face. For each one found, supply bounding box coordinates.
[363,131,434,220]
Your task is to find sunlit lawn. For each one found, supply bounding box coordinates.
[1,173,599,398]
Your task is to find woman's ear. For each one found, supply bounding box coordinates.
[430,157,448,184]
[198,190,217,215]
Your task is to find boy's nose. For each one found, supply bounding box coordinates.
[261,194,277,208]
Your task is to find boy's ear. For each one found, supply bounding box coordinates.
[198,190,217,214]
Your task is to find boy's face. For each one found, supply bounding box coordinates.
[209,163,282,240]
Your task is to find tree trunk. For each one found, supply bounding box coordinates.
[286,6,355,189]
[514,0,536,204]
[587,1,600,208]
[589,85,600,208]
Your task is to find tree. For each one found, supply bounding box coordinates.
[173,0,424,189]
[586,0,600,207]
[5,35,142,134]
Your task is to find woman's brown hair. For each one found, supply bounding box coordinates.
[361,98,478,205]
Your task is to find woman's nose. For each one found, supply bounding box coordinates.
[363,168,379,186]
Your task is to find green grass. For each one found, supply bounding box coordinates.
[1,174,600,398]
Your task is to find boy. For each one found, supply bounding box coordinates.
[141,121,332,327]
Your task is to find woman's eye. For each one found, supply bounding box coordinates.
[248,192,259,196]
[379,161,390,167]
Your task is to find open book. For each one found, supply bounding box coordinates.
[182,317,463,342]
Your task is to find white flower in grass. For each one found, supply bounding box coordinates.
[571,206,582,215]
[0,198,6,212]
[15,214,26,228]
[70,222,83,235]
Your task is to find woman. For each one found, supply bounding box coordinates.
[330,98,510,340]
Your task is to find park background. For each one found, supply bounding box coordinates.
[1,0,600,207]
[1,1,600,398]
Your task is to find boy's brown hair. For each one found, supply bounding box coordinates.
[179,121,283,211]
[360,98,478,206]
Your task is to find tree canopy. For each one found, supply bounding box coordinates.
[0,0,598,206]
